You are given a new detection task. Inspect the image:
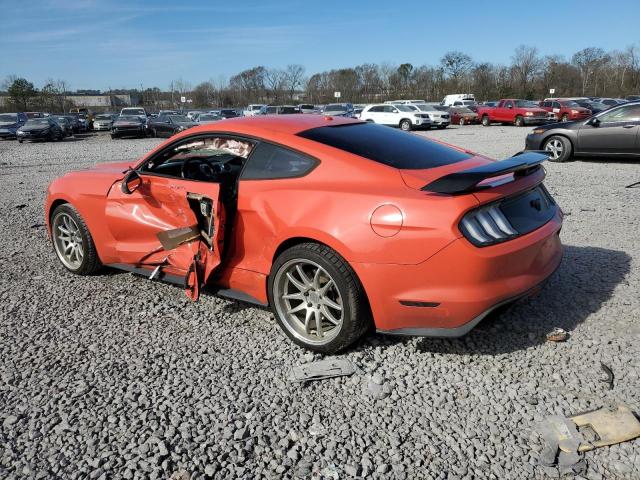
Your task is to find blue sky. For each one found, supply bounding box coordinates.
[2,0,639,91]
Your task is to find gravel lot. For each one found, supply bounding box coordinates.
[0,125,639,479]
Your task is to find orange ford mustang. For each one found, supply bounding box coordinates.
[45,115,563,352]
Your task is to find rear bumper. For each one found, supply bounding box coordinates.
[353,211,563,335]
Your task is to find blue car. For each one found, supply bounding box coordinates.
[0,112,28,140]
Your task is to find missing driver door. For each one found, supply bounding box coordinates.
[105,174,224,300]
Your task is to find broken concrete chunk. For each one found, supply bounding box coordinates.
[289,358,356,383]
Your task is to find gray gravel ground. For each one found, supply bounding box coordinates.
[0,126,639,479]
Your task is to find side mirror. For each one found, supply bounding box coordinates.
[588,117,600,127]
[121,169,142,194]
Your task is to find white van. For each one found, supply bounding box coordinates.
[441,94,476,107]
[243,104,265,117]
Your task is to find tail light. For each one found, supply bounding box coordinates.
[459,185,558,247]
[460,205,518,246]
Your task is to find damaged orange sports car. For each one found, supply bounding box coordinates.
[46,115,563,352]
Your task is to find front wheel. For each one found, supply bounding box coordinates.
[399,119,412,131]
[561,114,569,122]
[50,204,101,275]
[543,135,572,162]
[481,115,490,126]
[268,243,371,353]
[459,117,465,126]
[515,115,524,127]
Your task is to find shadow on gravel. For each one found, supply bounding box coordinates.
[404,245,632,355]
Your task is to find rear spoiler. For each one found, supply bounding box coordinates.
[421,151,549,194]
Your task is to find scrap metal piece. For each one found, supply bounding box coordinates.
[546,327,569,342]
[625,180,640,188]
[290,358,356,383]
[572,404,640,452]
[599,362,614,390]
[156,225,200,251]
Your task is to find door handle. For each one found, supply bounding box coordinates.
[622,124,636,129]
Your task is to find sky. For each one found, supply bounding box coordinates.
[2,0,639,91]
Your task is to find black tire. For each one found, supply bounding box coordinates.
[543,135,572,163]
[110,134,116,139]
[459,117,465,126]
[268,242,371,353]
[481,115,490,126]
[399,119,412,131]
[515,115,524,127]
[561,114,569,122]
[437,125,447,129]
[151,128,157,137]
[18,138,23,143]
[50,203,101,275]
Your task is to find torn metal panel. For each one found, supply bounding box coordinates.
[156,225,200,251]
[290,358,356,383]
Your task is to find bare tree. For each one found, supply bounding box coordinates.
[440,51,473,81]
[284,64,305,101]
[511,45,542,97]
[572,47,609,95]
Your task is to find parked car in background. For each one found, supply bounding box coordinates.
[148,114,197,138]
[409,103,450,129]
[476,99,549,127]
[111,115,149,139]
[525,101,640,162]
[322,103,355,117]
[0,112,28,139]
[193,113,222,124]
[17,117,64,142]
[257,105,300,115]
[360,104,431,131]
[69,108,94,126]
[574,100,609,115]
[297,104,316,114]
[243,104,265,116]
[625,95,640,101]
[52,116,74,137]
[25,112,45,119]
[441,94,476,106]
[158,110,179,116]
[62,115,82,133]
[93,114,117,131]
[385,99,427,105]
[219,109,240,119]
[594,98,628,107]
[538,99,591,122]
[120,107,149,120]
[449,107,479,125]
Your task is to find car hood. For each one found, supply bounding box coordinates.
[522,107,548,114]
[19,125,48,131]
[113,121,143,127]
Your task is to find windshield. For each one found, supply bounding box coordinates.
[515,100,539,108]
[25,119,49,126]
[221,110,236,115]
[414,104,437,111]
[118,115,141,122]
[563,101,580,107]
[454,107,473,113]
[168,115,190,122]
[0,114,17,123]
[324,104,347,112]
[298,123,470,170]
[250,105,262,111]
[95,115,112,120]
[299,104,314,109]
[198,115,219,121]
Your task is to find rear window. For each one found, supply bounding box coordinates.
[297,123,470,170]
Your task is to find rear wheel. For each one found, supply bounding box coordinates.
[50,204,101,275]
[515,115,524,127]
[269,243,370,353]
[399,119,412,131]
[482,115,490,126]
[543,135,572,162]
[459,117,465,126]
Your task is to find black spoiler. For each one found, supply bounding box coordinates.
[421,151,549,194]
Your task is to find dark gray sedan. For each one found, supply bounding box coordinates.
[148,114,197,138]
[525,101,640,162]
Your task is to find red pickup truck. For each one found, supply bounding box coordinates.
[477,99,550,127]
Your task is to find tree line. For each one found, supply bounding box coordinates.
[2,44,640,112]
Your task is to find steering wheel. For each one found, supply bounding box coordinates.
[181,157,232,179]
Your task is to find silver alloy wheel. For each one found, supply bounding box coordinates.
[545,138,563,160]
[273,259,344,345]
[400,120,411,131]
[52,212,84,270]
